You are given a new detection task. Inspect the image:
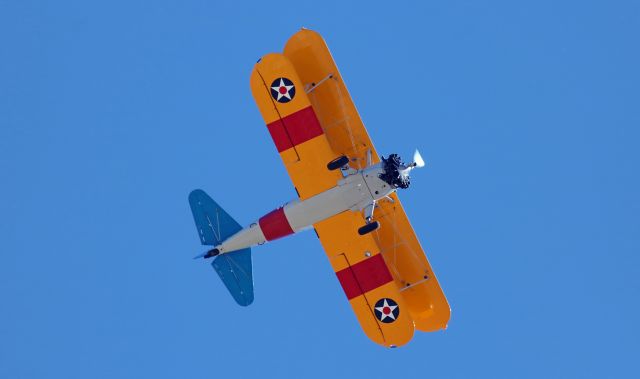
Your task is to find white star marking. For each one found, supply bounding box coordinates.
[375,299,398,321]
[271,78,294,101]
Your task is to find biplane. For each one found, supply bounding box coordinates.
[189,29,450,347]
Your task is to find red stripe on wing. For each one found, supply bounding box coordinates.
[336,266,361,300]
[266,119,292,152]
[259,207,294,241]
[336,254,393,300]
[266,106,324,153]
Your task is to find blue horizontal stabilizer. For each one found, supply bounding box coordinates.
[188,189,254,306]
[212,249,254,306]
[189,189,242,246]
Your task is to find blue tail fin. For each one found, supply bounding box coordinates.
[188,189,254,306]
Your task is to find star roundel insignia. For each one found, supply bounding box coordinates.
[374,298,400,323]
[270,77,296,103]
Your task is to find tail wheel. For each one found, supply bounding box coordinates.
[358,221,380,235]
[327,155,349,171]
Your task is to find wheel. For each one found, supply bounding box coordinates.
[327,155,349,171]
[358,221,380,235]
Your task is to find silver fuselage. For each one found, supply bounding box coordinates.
[215,163,395,254]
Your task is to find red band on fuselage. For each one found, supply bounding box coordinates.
[266,106,324,153]
[335,254,393,300]
[259,207,294,241]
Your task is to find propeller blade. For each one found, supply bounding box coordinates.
[413,149,425,168]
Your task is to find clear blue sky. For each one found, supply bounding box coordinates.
[1,1,639,378]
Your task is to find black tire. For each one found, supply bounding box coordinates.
[327,155,349,171]
[358,221,380,235]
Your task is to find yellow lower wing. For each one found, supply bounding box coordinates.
[315,212,415,347]
[249,53,340,199]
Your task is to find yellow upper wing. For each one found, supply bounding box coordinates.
[284,29,450,332]
[283,30,380,171]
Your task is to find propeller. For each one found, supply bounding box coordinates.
[412,149,425,168]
